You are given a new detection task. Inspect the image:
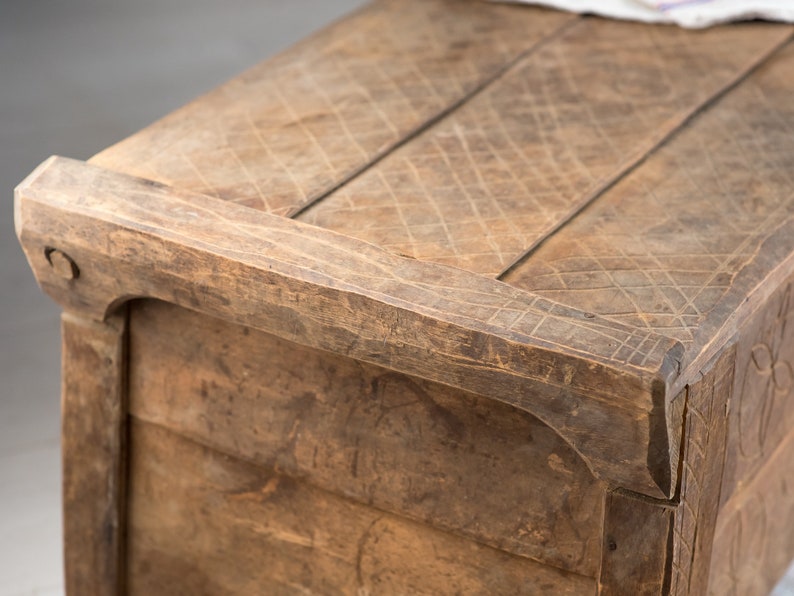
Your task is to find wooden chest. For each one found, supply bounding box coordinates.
[15,1,794,593]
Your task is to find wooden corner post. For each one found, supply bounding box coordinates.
[61,311,127,596]
[17,157,130,595]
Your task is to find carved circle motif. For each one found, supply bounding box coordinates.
[722,498,768,596]
[44,246,80,281]
[738,286,793,459]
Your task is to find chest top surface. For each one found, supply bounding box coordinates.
[16,0,794,499]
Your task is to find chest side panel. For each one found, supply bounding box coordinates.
[720,279,794,504]
[707,277,794,595]
[127,299,606,577]
[126,419,596,595]
[708,428,794,596]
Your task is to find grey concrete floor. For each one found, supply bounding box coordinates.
[0,1,792,595]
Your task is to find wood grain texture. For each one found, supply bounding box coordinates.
[505,40,794,389]
[15,5,794,592]
[126,418,597,595]
[720,279,794,507]
[61,312,127,596]
[300,20,792,276]
[90,0,574,216]
[708,427,794,596]
[15,156,683,498]
[598,491,673,596]
[597,347,736,595]
[667,346,735,595]
[128,299,605,575]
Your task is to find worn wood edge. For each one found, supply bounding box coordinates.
[671,219,794,397]
[16,156,686,497]
[60,310,128,596]
[667,344,737,595]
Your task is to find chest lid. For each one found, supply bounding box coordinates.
[16,0,794,500]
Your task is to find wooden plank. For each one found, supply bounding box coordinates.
[667,346,735,595]
[708,427,794,596]
[598,491,672,595]
[128,299,605,575]
[300,20,792,276]
[720,279,794,507]
[61,312,127,596]
[505,41,794,389]
[126,418,597,595]
[598,346,735,595]
[15,156,683,498]
[90,0,575,216]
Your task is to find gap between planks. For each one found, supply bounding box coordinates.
[497,32,794,281]
[287,15,584,220]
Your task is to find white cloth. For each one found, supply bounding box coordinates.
[497,0,794,28]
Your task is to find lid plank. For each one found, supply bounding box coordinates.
[505,41,794,384]
[90,0,574,216]
[17,2,794,499]
[299,19,791,275]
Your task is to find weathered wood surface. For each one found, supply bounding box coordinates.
[720,279,794,507]
[597,346,736,595]
[129,299,605,575]
[701,277,794,595]
[505,40,794,391]
[15,156,682,498]
[598,491,672,595]
[91,0,575,216]
[61,312,127,596]
[14,2,794,594]
[708,427,794,596]
[301,20,791,276]
[126,419,596,595]
[667,346,736,595]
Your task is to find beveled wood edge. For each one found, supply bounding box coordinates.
[670,219,794,396]
[17,155,685,498]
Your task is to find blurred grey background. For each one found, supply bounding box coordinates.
[0,1,792,595]
[0,1,363,594]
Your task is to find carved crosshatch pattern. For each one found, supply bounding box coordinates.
[299,20,790,276]
[669,349,735,595]
[506,43,794,352]
[91,0,574,215]
[12,1,794,593]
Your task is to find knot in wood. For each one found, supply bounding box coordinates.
[44,247,80,281]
